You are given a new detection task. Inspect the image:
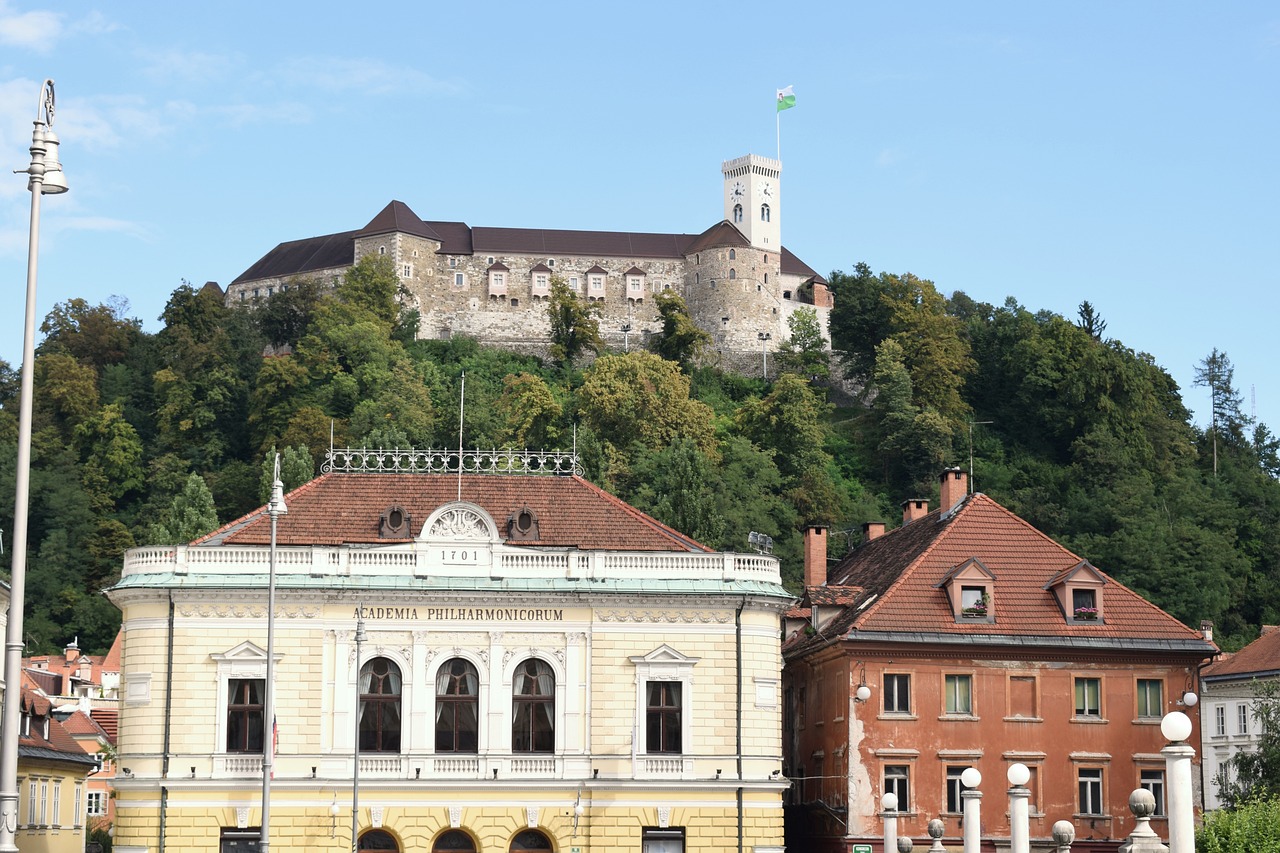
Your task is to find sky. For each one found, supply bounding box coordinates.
[1,1,1277,432]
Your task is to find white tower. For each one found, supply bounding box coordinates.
[722,154,781,250]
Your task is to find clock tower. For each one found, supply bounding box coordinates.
[722,154,781,250]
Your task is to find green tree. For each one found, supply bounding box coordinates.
[625,438,725,544]
[74,402,145,510]
[547,277,602,365]
[142,473,219,545]
[778,307,830,381]
[1198,795,1280,852]
[1076,300,1108,340]
[869,339,954,492]
[255,277,323,347]
[39,296,142,369]
[1214,681,1280,809]
[735,373,832,481]
[577,352,716,455]
[650,290,710,369]
[259,445,315,503]
[337,254,403,328]
[496,372,562,448]
[1196,348,1248,477]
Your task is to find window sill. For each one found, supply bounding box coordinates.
[938,714,980,722]
[1073,813,1112,821]
[1132,717,1163,725]
[1071,716,1108,724]
[1003,716,1044,723]
[878,713,918,722]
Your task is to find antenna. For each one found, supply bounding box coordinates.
[328,419,334,460]
[968,420,993,494]
[1252,384,1257,422]
[457,372,466,502]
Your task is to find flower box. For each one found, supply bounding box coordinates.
[1074,607,1099,620]
[961,607,988,618]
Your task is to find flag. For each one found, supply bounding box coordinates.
[271,715,278,778]
[776,85,796,112]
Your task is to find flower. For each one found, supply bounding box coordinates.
[1074,606,1099,619]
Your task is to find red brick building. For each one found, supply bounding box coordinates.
[783,469,1216,852]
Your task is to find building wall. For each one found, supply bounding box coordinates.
[1200,677,1272,810]
[787,647,1202,847]
[15,759,89,853]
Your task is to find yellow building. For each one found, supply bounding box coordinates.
[14,686,100,853]
[107,451,791,853]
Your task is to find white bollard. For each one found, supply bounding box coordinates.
[1161,712,1195,853]
[881,792,899,853]
[960,767,982,853]
[1007,763,1031,853]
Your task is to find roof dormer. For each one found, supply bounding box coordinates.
[1044,560,1107,624]
[935,557,996,623]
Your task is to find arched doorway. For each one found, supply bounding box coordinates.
[510,829,553,851]
[358,829,399,851]
[433,829,478,852]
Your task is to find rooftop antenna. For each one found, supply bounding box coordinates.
[328,419,334,460]
[1252,384,1257,421]
[968,420,993,494]
[457,371,466,502]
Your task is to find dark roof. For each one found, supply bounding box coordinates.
[781,246,827,285]
[786,493,1214,657]
[18,688,98,767]
[195,472,711,553]
[358,200,443,242]
[231,230,359,285]
[471,226,697,259]
[683,221,751,255]
[1203,626,1280,680]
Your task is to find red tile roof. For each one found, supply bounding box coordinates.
[18,688,97,764]
[1204,626,1280,680]
[90,709,118,744]
[788,493,1212,654]
[198,473,710,553]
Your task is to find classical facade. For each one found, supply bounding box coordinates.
[783,469,1216,852]
[106,450,792,853]
[223,155,831,371]
[1199,625,1280,809]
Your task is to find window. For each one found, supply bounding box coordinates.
[378,246,386,255]
[729,249,736,260]
[454,272,465,288]
[512,659,554,753]
[449,257,457,269]
[733,204,743,223]
[86,790,106,816]
[433,830,476,852]
[26,780,34,826]
[532,273,550,296]
[883,674,911,714]
[946,765,968,813]
[401,264,412,278]
[589,275,604,293]
[1141,769,1166,816]
[1072,588,1098,619]
[1215,705,1226,736]
[1074,677,1101,717]
[39,779,47,825]
[51,783,59,826]
[220,828,262,852]
[359,830,400,851]
[568,276,580,292]
[642,828,685,853]
[761,203,771,222]
[729,268,736,279]
[359,657,402,752]
[945,675,972,715]
[73,783,82,827]
[266,286,274,297]
[435,658,479,753]
[1078,767,1104,815]
[1238,703,1249,735]
[646,682,682,754]
[1136,679,1163,718]
[227,678,265,752]
[884,765,910,811]
[510,829,553,850]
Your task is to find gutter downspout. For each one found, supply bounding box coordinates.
[160,591,175,853]
[736,598,745,853]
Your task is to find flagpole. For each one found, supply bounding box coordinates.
[777,109,781,161]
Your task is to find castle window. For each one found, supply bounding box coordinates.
[547,259,555,266]
[729,269,736,279]
[568,276,580,292]
[695,273,699,285]
[401,264,412,278]
[761,204,771,222]
[764,273,769,284]
[589,275,604,295]
[532,273,550,297]
[510,298,519,307]
[266,287,274,297]
[240,291,246,301]
[733,204,743,223]
[449,257,457,269]
[378,246,386,255]
[729,249,736,260]
[454,273,466,288]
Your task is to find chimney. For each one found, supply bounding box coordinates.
[862,521,886,543]
[1202,621,1216,643]
[64,636,79,665]
[902,499,929,525]
[804,525,829,588]
[939,467,967,514]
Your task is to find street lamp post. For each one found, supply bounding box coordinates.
[1007,763,1031,853]
[352,610,367,853]
[758,332,771,378]
[1161,711,1195,853]
[259,455,287,853]
[0,78,68,853]
[960,767,982,853]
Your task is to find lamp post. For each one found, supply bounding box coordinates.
[960,767,982,853]
[758,332,771,378]
[259,455,287,853]
[1161,711,1195,853]
[1007,763,1030,853]
[0,78,68,853]
[881,792,899,853]
[352,609,367,853]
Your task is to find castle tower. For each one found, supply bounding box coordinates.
[722,154,781,250]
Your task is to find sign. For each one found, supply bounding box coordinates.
[853,846,873,853]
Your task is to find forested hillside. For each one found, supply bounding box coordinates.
[1,256,1275,656]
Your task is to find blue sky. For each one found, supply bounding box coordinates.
[1,2,1277,433]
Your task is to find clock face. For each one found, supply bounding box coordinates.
[757,181,774,199]
[730,181,746,202]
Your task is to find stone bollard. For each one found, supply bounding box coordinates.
[1118,788,1168,853]
[898,836,914,853]
[926,818,946,853]
[1052,820,1075,853]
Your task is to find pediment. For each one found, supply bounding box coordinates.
[629,644,700,666]
[419,501,501,544]
[210,641,268,663]
[1043,559,1107,590]
[935,557,996,588]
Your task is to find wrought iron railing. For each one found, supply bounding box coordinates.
[321,447,581,476]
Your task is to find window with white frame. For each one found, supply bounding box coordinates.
[630,645,698,759]
[25,780,35,826]
[532,273,550,297]
[1215,704,1226,736]
[454,272,466,288]
[512,658,554,753]
[73,782,82,827]
[1078,767,1104,815]
[211,641,274,756]
[434,658,479,753]
[39,779,47,825]
[401,264,413,278]
[883,674,911,714]
[1140,769,1166,816]
[86,791,107,817]
[449,257,457,269]
[884,765,910,811]
[568,276,580,292]
[51,783,60,827]
[627,275,644,299]
[1238,703,1249,735]
[359,657,403,752]
[645,682,682,754]
[589,275,604,297]
[1074,677,1101,717]
[641,828,685,853]
[733,204,743,223]
[761,203,771,222]
[944,674,972,715]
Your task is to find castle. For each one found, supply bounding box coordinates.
[226,155,832,369]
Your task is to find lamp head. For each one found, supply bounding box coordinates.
[960,767,982,788]
[880,792,898,811]
[1181,691,1199,707]
[855,684,872,703]
[1007,762,1030,787]
[1161,710,1193,742]
[38,129,68,195]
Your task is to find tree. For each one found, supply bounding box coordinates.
[576,352,716,455]
[73,402,145,510]
[1198,795,1280,852]
[142,473,219,545]
[625,438,725,544]
[1214,681,1280,809]
[735,374,832,481]
[337,254,402,327]
[259,445,315,503]
[1196,349,1248,477]
[778,307,830,381]
[1076,300,1108,340]
[650,290,710,369]
[547,277,602,365]
[496,372,562,448]
[39,296,142,368]
[255,277,322,347]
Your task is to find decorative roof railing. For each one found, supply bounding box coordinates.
[321,447,581,476]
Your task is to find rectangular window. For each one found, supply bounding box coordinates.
[1141,769,1166,816]
[884,674,911,714]
[1136,679,1163,718]
[1074,677,1101,717]
[87,790,106,816]
[401,264,412,278]
[454,272,465,287]
[884,765,910,811]
[590,275,604,292]
[39,780,47,825]
[449,257,457,269]
[227,678,265,753]
[220,828,263,852]
[641,828,685,853]
[946,765,968,813]
[1215,705,1226,736]
[645,681,682,754]
[1238,703,1249,735]
[945,675,972,715]
[1009,676,1038,719]
[26,780,35,826]
[1078,768,1104,815]
[51,783,60,827]
[73,783,82,827]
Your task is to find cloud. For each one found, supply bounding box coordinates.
[136,48,238,84]
[50,214,151,241]
[273,56,463,97]
[0,2,63,52]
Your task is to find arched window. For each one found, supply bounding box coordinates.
[359,657,402,752]
[695,273,700,285]
[764,273,769,284]
[733,204,743,223]
[761,204,771,222]
[433,830,477,852]
[729,269,736,280]
[435,658,479,753]
[512,659,554,753]
[729,249,736,260]
[510,830,553,851]
[359,830,400,851]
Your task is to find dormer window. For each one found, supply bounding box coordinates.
[1045,560,1107,623]
[935,557,995,622]
[379,504,412,538]
[506,506,540,542]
